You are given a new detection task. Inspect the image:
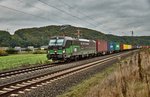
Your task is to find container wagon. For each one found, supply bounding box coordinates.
[96,40,108,55]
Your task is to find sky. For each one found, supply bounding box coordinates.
[0,0,150,36]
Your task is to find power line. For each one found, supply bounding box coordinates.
[16,0,80,25]
[17,0,48,13]
[37,0,97,27]
[0,0,96,33]
[58,0,97,25]
[0,4,60,24]
[17,0,96,28]
[58,0,111,28]
[58,0,74,9]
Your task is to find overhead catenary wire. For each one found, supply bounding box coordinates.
[16,0,80,25]
[37,0,97,27]
[58,0,119,34]
[0,4,60,24]
[58,0,137,36]
[0,0,96,36]
[58,0,97,25]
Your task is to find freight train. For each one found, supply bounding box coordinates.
[47,36,137,61]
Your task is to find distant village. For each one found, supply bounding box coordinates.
[0,45,48,52]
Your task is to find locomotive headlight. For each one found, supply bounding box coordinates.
[63,50,65,53]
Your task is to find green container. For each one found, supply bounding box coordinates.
[114,43,120,51]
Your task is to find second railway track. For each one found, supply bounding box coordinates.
[0,51,134,97]
[0,63,56,79]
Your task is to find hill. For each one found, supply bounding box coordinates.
[0,25,150,47]
[0,30,12,47]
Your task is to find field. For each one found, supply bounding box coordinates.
[58,49,150,97]
[0,54,48,71]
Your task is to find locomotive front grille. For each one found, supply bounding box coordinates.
[48,54,65,60]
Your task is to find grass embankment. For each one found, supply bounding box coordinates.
[58,49,150,97]
[84,49,150,97]
[57,64,117,97]
[0,54,48,71]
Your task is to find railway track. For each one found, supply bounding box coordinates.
[0,51,133,97]
[0,51,129,80]
[0,63,56,79]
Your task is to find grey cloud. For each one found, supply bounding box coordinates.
[0,0,149,36]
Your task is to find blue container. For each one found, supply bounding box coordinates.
[108,42,115,51]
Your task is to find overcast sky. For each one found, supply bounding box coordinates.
[0,0,150,36]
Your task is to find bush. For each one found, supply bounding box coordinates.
[0,49,8,56]
[24,48,32,52]
[6,48,19,54]
[33,50,46,54]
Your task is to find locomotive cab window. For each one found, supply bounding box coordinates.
[49,39,56,46]
[57,39,64,46]
[65,40,72,48]
[49,39,64,46]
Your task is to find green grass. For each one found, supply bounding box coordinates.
[0,54,48,71]
[57,64,117,97]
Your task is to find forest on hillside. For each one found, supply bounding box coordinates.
[0,25,150,47]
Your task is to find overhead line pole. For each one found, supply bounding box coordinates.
[131,30,134,45]
[77,29,81,38]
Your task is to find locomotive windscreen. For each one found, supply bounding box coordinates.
[49,39,64,46]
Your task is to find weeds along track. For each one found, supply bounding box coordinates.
[0,51,136,97]
[0,51,133,80]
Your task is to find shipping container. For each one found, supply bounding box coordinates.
[121,44,132,50]
[128,45,132,49]
[96,40,108,53]
[114,43,120,51]
[123,44,128,50]
[108,42,115,52]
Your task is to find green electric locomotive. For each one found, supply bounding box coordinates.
[47,36,96,61]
